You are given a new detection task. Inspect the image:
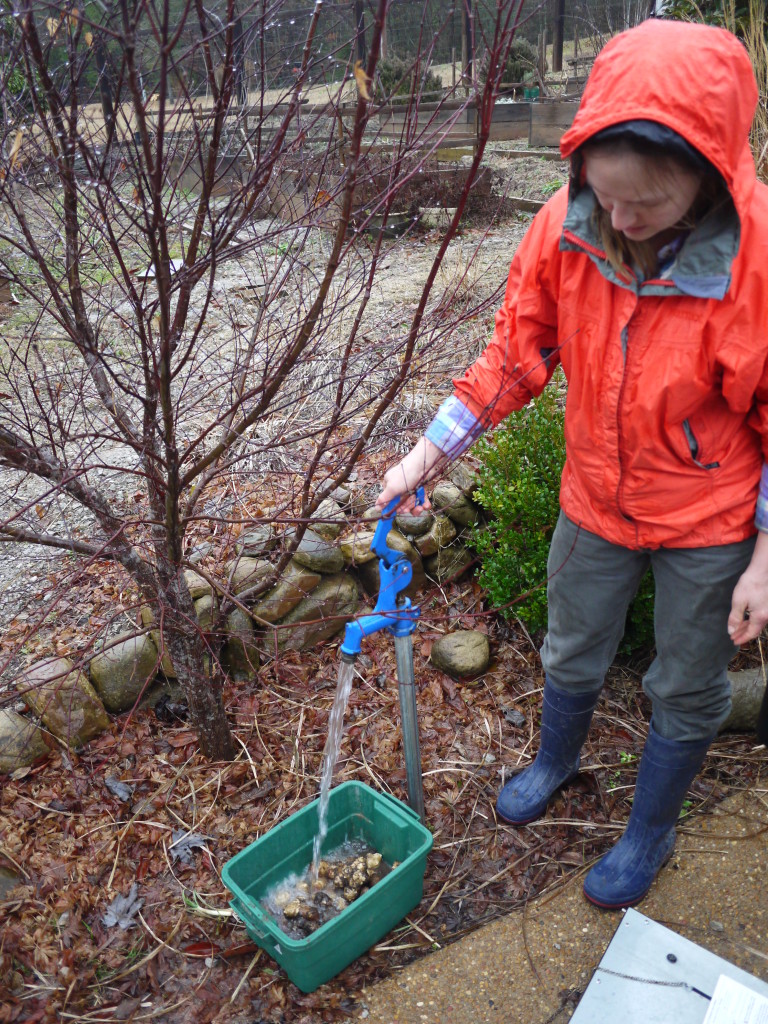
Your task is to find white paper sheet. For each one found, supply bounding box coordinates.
[702,974,768,1024]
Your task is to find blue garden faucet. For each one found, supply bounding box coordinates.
[338,487,428,822]
[340,487,425,659]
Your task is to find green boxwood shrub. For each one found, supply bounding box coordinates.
[502,38,540,83]
[470,372,655,652]
[377,57,443,100]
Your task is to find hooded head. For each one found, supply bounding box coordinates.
[560,20,759,217]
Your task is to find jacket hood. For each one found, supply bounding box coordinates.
[560,20,758,216]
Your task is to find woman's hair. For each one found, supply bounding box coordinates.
[577,135,728,279]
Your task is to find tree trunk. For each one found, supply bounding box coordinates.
[552,0,565,73]
[163,577,236,761]
[166,634,235,760]
[93,36,115,133]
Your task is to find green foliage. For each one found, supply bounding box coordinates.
[663,0,750,25]
[502,37,540,83]
[470,372,656,653]
[622,571,655,654]
[541,178,565,197]
[470,378,565,633]
[2,61,25,96]
[377,56,443,99]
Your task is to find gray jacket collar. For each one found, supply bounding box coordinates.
[560,186,740,299]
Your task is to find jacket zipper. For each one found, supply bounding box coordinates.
[562,229,606,261]
[615,323,633,521]
[563,230,678,291]
[563,227,636,517]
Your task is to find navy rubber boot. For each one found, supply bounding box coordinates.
[496,678,600,825]
[583,724,712,909]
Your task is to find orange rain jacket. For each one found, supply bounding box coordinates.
[453,20,768,550]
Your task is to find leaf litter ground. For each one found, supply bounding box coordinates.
[0,555,763,1024]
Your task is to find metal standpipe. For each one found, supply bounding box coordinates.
[339,487,427,824]
[393,633,426,824]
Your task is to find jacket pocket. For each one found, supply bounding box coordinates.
[682,419,720,470]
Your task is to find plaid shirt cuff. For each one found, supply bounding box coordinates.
[756,463,768,532]
[425,395,484,458]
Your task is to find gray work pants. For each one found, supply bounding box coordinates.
[540,513,756,742]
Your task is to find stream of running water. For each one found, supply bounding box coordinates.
[312,657,355,874]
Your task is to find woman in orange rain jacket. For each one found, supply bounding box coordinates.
[377,18,768,909]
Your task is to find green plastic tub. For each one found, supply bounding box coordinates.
[222,781,433,992]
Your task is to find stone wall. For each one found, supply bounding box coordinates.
[2,465,485,770]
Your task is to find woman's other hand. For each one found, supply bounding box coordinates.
[728,533,768,644]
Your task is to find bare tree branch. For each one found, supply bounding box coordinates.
[0,0,527,759]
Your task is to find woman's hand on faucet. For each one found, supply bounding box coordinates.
[376,438,444,513]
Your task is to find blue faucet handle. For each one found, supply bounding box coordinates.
[379,486,426,521]
[378,496,401,521]
[372,486,427,561]
[341,487,426,657]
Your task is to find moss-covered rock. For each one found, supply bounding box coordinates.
[139,606,176,678]
[17,656,109,747]
[413,514,457,558]
[276,574,359,651]
[290,528,345,574]
[310,497,346,540]
[89,632,160,713]
[339,529,378,566]
[222,608,260,679]
[252,561,322,623]
[430,630,490,680]
[395,511,433,537]
[227,557,273,597]
[236,524,277,557]
[424,543,473,583]
[0,709,51,774]
[183,568,212,599]
[431,482,479,527]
